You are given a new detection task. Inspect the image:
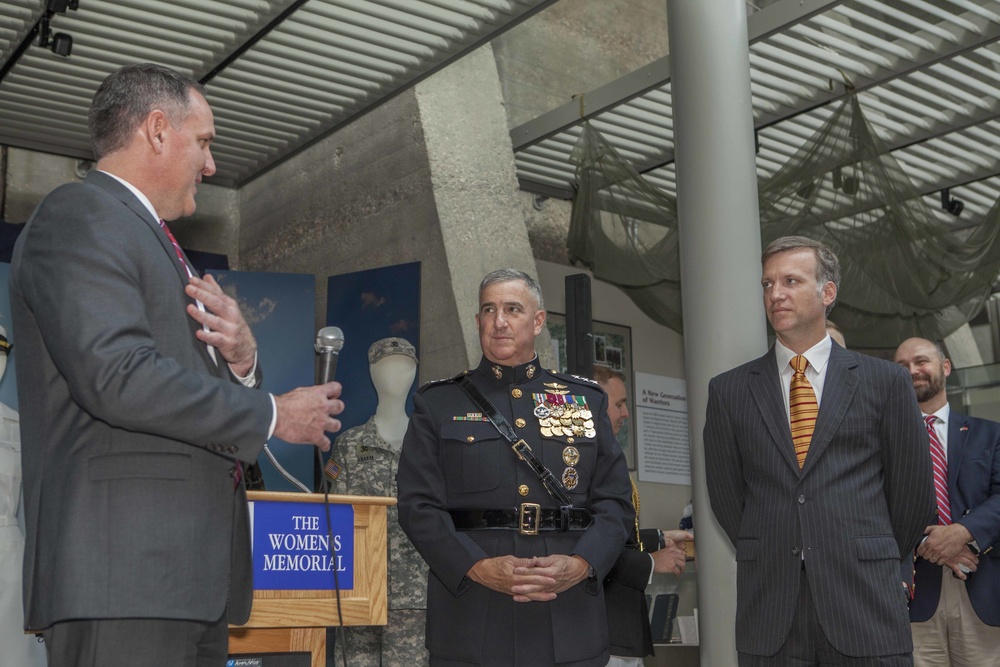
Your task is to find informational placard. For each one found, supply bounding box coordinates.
[635,372,691,485]
[249,500,355,590]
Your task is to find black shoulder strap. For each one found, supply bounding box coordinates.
[455,375,572,507]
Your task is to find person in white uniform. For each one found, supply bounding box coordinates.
[0,326,45,665]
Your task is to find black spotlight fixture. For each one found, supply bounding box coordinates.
[38,0,79,58]
[832,167,858,196]
[941,188,964,217]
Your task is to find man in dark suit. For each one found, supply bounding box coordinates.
[594,366,690,666]
[11,63,344,667]
[893,337,1000,667]
[704,235,935,666]
[397,268,634,666]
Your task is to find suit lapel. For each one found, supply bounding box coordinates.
[946,411,969,494]
[749,349,801,473]
[802,344,859,475]
[85,171,193,287]
[85,171,221,376]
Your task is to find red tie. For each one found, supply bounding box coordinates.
[158,219,192,276]
[924,415,951,525]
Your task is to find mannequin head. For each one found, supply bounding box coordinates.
[367,337,418,404]
[371,355,417,402]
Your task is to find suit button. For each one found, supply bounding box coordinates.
[797,495,806,504]
[229,467,238,478]
[512,389,523,399]
[515,418,526,428]
[792,546,802,556]
[518,485,530,496]
[227,446,238,454]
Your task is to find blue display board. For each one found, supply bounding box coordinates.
[214,270,316,492]
[0,263,19,411]
[325,261,421,436]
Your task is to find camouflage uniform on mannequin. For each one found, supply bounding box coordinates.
[328,338,428,666]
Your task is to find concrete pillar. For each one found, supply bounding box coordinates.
[237,43,548,380]
[414,43,551,369]
[667,1,766,665]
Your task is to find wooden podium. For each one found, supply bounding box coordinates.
[229,490,396,667]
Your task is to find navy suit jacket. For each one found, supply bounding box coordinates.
[705,343,935,657]
[910,409,1000,626]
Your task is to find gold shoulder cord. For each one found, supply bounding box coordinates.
[630,477,642,549]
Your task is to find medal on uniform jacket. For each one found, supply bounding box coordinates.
[452,413,488,421]
[562,467,579,490]
[534,393,592,441]
[562,446,580,466]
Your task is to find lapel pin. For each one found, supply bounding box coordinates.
[960,426,969,432]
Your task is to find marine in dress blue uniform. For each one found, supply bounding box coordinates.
[397,270,633,667]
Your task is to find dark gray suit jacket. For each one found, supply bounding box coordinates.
[11,171,273,631]
[704,343,935,657]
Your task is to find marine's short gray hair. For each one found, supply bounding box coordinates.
[478,268,544,310]
[762,235,841,315]
[89,63,205,160]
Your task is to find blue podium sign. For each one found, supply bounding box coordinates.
[249,500,355,591]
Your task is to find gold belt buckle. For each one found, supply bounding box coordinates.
[519,503,541,535]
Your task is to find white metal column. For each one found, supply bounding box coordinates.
[667,1,767,665]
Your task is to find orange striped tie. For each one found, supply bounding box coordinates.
[790,355,817,468]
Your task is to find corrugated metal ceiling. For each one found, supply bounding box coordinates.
[0,0,555,186]
[513,0,1000,229]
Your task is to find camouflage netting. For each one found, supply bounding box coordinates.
[568,94,1000,348]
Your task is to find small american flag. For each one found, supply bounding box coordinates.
[324,457,341,480]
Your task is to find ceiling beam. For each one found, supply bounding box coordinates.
[509,0,842,153]
[236,0,562,186]
[633,7,1000,173]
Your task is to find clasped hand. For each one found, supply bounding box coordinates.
[468,554,590,603]
[651,529,693,576]
[918,524,979,580]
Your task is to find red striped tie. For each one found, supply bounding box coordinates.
[789,355,818,468]
[158,219,192,277]
[924,415,951,525]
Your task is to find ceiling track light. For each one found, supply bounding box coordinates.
[941,188,964,217]
[38,1,79,58]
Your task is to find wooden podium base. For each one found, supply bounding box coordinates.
[229,627,325,667]
[229,491,393,667]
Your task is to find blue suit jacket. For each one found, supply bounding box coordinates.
[910,409,1000,626]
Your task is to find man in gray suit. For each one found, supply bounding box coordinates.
[704,236,935,666]
[11,63,344,667]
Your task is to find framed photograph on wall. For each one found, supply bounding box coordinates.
[546,313,636,469]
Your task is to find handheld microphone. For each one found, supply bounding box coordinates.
[315,326,345,385]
